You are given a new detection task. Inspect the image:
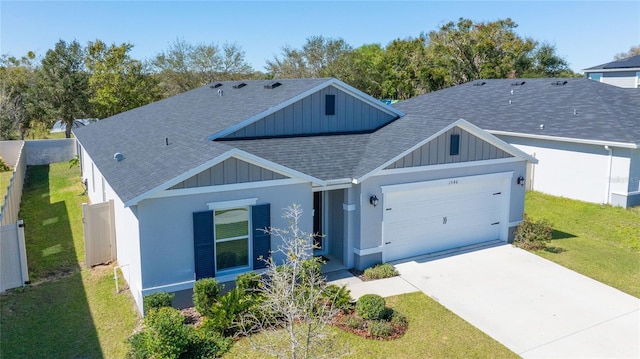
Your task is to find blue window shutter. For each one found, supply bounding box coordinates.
[193,211,215,279]
[252,204,271,269]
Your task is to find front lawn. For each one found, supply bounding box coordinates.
[226,292,517,358]
[525,192,640,298]
[0,163,138,358]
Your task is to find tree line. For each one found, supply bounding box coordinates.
[3,17,633,140]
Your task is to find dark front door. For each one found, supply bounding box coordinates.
[313,191,323,250]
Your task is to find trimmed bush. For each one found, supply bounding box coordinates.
[193,278,221,317]
[184,328,232,358]
[323,284,353,313]
[514,214,553,251]
[128,307,190,359]
[356,294,386,320]
[389,310,408,327]
[143,291,174,312]
[370,320,394,338]
[363,263,399,280]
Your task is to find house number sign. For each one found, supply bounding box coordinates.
[448,180,459,185]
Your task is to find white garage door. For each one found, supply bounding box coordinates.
[382,172,511,262]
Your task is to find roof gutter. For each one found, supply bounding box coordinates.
[488,130,639,149]
[583,67,640,73]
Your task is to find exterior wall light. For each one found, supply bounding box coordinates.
[517,176,526,186]
[369,195,379,207]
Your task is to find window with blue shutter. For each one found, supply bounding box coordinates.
[252,203,271,269]
[193,211,215,279]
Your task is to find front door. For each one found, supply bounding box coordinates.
[313,191,324,251]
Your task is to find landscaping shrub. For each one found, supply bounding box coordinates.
[339,315,365,329]
[184,328,232,358]
[193,278,221,317]
[363,263,399,280]
[514,214,553,251]
[128,307,190,359]
[236,271,262,292]
[369,320,394,338]
[323,284,353,313]
[389,310,408,327]
[143,291,174,312]
[204,286,261,336]
[356,294,386,320]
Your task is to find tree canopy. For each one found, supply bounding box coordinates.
[0,17,578,139]
[614,45,640,60]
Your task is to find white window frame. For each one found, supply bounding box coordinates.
[207,198,257,274]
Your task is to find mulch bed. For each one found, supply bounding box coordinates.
[330,311,408,340]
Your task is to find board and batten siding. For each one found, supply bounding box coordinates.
[223,86,397,139]
[170,157,287,190]
[601,71,639,88]
[386,127,513,169]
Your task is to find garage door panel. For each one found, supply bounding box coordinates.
[382,174,509,262]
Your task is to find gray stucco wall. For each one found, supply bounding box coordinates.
[136,182,313,290]
[356,160,528,252]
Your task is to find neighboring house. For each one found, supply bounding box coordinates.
[394,78,640,208]
[73,78,535,313]
[583,55,640,88]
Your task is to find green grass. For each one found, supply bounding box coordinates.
[525,191,640,298]
[19,163,86,281]
[0,163,138,358]
[0,170,13,207]
[226,292,517,358]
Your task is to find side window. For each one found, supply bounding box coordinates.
[214,207,250,272]
[588,73,602,82]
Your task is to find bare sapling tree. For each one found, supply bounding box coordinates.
[240,204,345,359]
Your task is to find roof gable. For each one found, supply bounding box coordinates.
[209,78,403,140]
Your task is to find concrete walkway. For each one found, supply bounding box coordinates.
[327,244,640,358]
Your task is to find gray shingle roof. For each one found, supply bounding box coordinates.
[393,78,640,145]
[75,77,639,206]
[73,78,332,204]
[583,55,640,70]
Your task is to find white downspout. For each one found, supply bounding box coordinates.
[604,146,613,205]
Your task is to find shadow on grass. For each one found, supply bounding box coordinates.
[0,164,103,358]
[542,229,575,254]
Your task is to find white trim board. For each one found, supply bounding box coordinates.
[373,157,524,177]
[207,198,258,210]
[489,130,639,149]
[148,178,307,200]
[381,171,513,193]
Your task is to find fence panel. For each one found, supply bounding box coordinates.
[0,220,29,292]
[0,141,26,226]
[83,200,116,268]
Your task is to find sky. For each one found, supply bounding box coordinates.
[1,1,639,73]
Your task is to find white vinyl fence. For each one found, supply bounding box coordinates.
[0,220,29,292]
[0,141,27,226]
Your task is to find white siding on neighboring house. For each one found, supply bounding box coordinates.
[600,71,639,88]
[500,135,634,206]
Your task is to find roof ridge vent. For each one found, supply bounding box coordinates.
[472,81,486,86]
[233,82,247,89]
[264,81,282,89]
[210,83,223,88]
[551,80,568,86]
[511,81,526,86]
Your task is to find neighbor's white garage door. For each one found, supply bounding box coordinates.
[382,172,512,262]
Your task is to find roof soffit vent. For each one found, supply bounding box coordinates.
[264,82,282,89]
[211,83,223,88]
[551,80,568,86]
[233,82,247,89]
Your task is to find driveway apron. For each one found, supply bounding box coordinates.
[394,245,640,358]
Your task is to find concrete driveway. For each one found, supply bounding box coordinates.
[393,244,640,358]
